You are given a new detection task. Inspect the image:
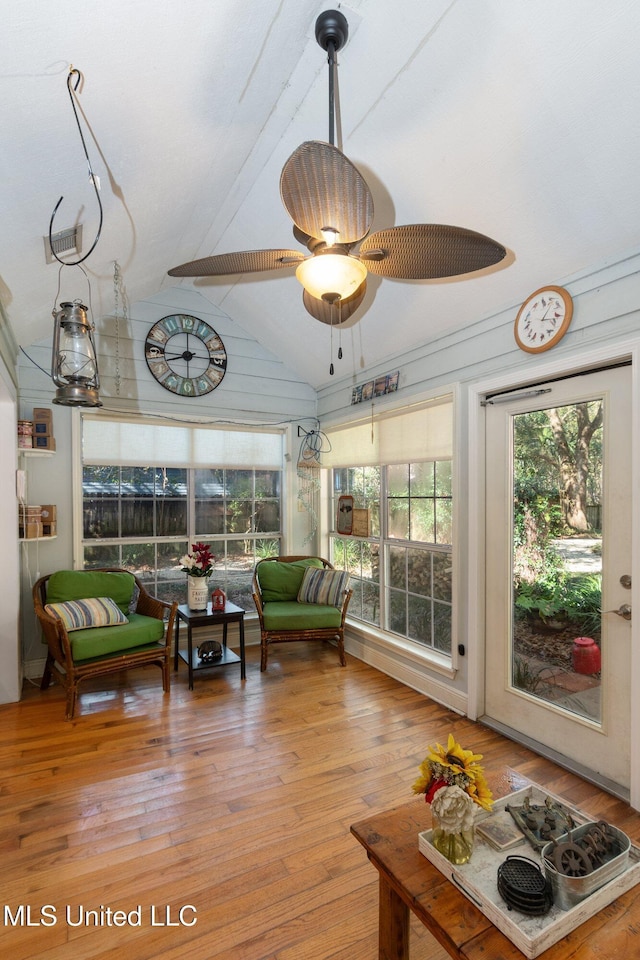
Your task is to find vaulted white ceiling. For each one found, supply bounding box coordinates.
[3,0,640,389]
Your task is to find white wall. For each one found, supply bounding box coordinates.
[0,354,21,703]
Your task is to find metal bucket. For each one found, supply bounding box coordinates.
[541,821,630,910]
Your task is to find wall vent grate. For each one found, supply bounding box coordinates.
[44,225,83,264]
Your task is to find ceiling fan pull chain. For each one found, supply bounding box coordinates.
[338,300,343,359]
[329,312,335,375]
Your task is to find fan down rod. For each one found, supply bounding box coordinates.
[315,9,349,146]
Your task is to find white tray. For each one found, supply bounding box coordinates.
[418,783,640,958]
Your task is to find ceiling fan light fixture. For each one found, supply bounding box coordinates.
[320,226,339,247]
[296,250,367,303]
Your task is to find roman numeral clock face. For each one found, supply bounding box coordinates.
[145,315,227,397]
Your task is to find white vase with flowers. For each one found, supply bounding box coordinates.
[180,542,215,611]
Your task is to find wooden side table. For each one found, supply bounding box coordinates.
[173,600,246,690]
[351,794,640,960]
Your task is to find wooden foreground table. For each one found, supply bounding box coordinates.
[351,782,640,960]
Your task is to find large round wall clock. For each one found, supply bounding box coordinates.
[514,286,573,354]
[145,314,227,397]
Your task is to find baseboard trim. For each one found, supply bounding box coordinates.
[479,715,630,802]
[344,630,467,716]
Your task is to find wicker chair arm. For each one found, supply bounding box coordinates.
[135,588,171,620]
[252,589,265,621]
[135,586,177,651]
[340,588,353,626]
[32,580,74,668]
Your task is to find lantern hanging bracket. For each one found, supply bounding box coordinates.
[48,66,103,266]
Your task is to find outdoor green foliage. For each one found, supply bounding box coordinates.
[513,400,602,648]
[82,465,282,611]
[512,401,603,639]
[330,462,453,650]
[563,573,602,637]
[513,402,603,536]
[512,655,547,694]
[514,573,602,638]
[513,499,564,585]
[255,539,279,560]
[387,461,452,544]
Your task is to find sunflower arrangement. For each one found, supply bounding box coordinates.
[413,733,493,839]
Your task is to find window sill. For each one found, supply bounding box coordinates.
[345,618,457,680]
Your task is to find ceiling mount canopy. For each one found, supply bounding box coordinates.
[168,9,507,339]
[314,8,349,55]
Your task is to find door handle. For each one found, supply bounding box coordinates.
[603,604,632,621]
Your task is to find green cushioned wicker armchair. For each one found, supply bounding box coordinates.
[252,556,352,672]
[34,568,178,720]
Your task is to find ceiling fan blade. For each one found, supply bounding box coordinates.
[281,141,374,245]
[292,225,314,248]
[168,249,304,278]
[303,281,366,325]
[359,224,506,279]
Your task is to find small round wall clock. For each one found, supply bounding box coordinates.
[514,286,573,354]
[145,314,227,397]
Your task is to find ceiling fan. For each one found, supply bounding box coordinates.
[168,10,506,344]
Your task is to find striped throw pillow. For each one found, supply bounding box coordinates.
[297,568,350,608]
[45,597,129,632]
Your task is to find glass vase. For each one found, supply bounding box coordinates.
[187,576,209,611]
[430,814,474,864]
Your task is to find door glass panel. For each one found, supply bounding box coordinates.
[511,400,603,724]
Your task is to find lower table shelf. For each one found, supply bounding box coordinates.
[176,647,242,671]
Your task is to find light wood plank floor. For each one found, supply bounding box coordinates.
[1,643,637,960]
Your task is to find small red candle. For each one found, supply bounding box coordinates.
[211,587,226,611]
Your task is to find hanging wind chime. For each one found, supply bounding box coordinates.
[296,423,331,543]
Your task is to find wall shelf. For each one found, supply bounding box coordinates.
[18,445,58,539]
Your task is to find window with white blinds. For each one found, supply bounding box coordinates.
[325,395,454,658]
[323,396,453,467]
[79,414,284,610]
[81,414,284,468]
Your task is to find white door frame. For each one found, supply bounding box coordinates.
[465,339,640,810]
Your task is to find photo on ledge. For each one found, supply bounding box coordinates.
[351,371,399,405]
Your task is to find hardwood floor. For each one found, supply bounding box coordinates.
[1,643,637,959]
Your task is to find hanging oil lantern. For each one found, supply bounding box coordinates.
[51,301,102,407]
